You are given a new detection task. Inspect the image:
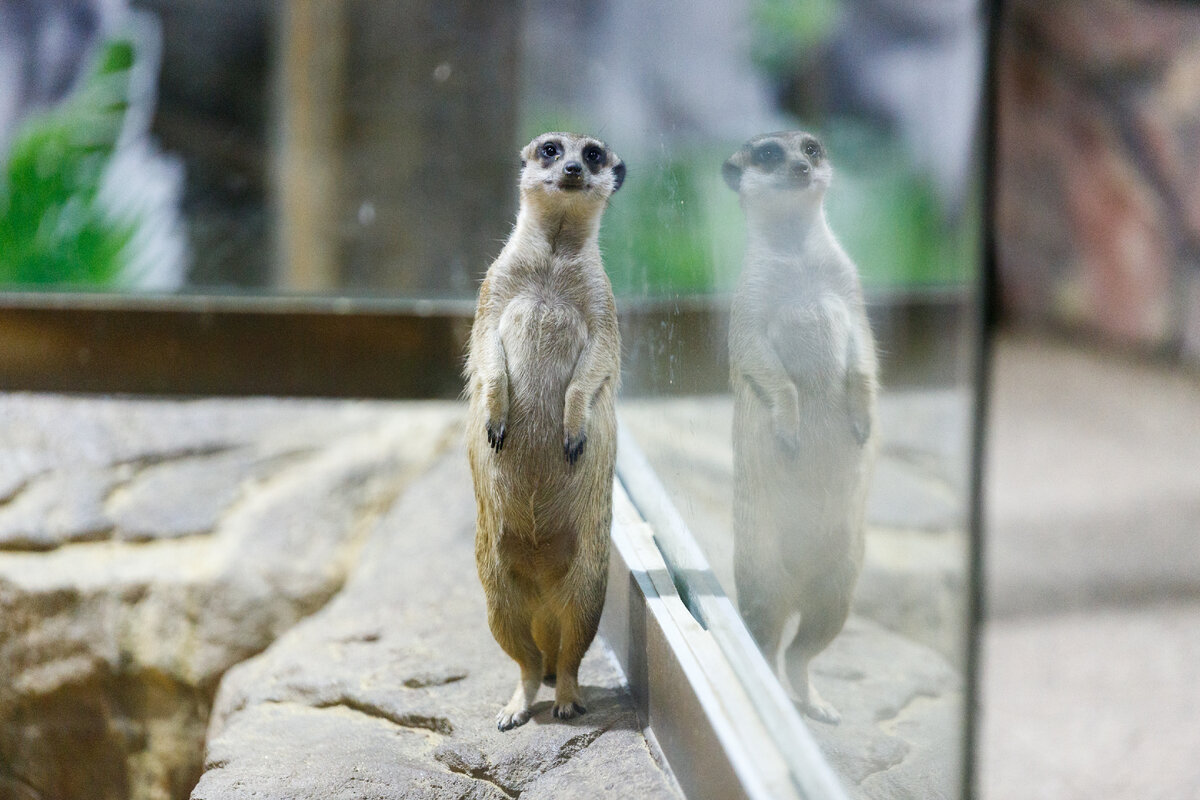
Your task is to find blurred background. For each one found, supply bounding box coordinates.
[985,1,1200,798]
[0,0,979,301]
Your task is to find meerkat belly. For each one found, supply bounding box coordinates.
[768,293,852,389]
[499,293,587,443]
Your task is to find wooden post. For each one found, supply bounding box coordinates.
[273,0,346,292]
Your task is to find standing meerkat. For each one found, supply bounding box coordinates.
[723,131,878,724]
[465,131,624,731]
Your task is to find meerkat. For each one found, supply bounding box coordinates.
[723,131,878,724]
[465,132,624,731]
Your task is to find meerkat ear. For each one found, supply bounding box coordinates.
[611,160,626,192]
[722,159,743,192]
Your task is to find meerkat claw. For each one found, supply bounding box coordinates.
[851,415,870,447]
[496,707,531,731]
[487,421,506,452]
[564,432,587,465]
[552,701,586,720]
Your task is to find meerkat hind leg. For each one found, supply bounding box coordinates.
[785,655,840,725]
[487,586,544,731]
[498,668,543,731]
[550,587,603,719]
[531,607,561,687]
[783,586,853,725]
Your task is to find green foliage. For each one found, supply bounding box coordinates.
[751,0,839,77]
[522,103,975,298]
[0,39,136,287]
[597,128,974,298]
[602,152,743,296]
[824,121,976,289]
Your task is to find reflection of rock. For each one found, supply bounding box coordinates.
[192,452,680,800]
[0,395,463,800]
[623,391,970,663]
[621,393,967,795]
[855,529,967,668]
[809,616,962,800]
[859,389,969,664]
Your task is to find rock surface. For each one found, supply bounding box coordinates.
[0,395,463,800]
[622,391,971,663]
[191,450,681,800]
[809,617,963,800]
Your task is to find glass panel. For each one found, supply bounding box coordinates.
[1,1,985,797]
[598,4,987,799]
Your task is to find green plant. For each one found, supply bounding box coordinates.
[0,39,136,287]
[602,153,743,296]
[750,0,839,77]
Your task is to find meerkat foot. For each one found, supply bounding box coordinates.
[496,704,533,731]
[552,674,587,720]
[486,420,506,452]
[542,673,557,687]
[496,674,539,731]
[563,431,587,465]
[799,684,841,725]
[552,701,586,720]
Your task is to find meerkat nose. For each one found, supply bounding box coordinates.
[564,161,583,175]
[792,161,811,177]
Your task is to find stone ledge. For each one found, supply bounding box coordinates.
[192,450,681,800]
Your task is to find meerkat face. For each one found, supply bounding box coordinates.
[722,131,832,211]
[519,132,625,206]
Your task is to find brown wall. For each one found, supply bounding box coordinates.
[995,0,1200,362]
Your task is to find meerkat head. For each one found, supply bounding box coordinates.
[722,131,832,218]
[519,132,625,213]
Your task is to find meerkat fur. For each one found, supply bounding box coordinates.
[724,131,878,724]
[466,132,624,731]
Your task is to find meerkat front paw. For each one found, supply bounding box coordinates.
[770,406,802,455]
[766,384,802,455]
[846,372,873,446]
[486,420,507,452]
[850,412,870,447]
[564,430,587,465]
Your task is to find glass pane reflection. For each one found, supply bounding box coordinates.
[2,1,985,796]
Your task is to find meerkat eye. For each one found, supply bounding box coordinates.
[751,142,785,169]
[540,141,560,159]
[803,141,822,159]
[583,144,605,165]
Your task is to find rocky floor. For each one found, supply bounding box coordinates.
[2,384,973,800]
[980,332,1200,800]
[0,395,680,800]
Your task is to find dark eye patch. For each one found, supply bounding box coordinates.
[539,140,561,161]
[751,141,785,170]
[582,144,606,173]
[802,138,823,161]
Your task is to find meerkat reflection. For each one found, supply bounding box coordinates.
[465,132,623,731]
[723,131,878,724]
